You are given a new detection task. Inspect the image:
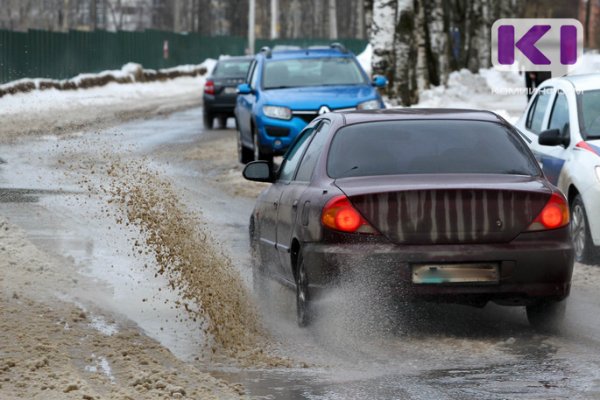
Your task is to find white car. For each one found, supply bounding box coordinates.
[515,74,600,263]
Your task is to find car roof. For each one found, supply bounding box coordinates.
[544,73,600,92]
[333,108,506,125]
[259,48,353,60]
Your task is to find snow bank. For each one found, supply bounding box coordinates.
[570,52,600,75]
[414,68,528,123]
[0,59,216,99]
[357,44,373,76]
[0,74,206,118]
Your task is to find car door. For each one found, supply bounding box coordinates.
[276,120,331,281]
[271,123,320,281]
[236,60,259,145]
[535,89,574,188]
[255,181,284,278]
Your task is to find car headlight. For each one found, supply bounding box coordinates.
[596,166,600,183]
[357,99,382,110]
[263,105,292,120]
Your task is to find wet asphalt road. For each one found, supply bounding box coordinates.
[2,107,600,399]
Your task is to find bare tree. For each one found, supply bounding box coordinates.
[370,0,396,89]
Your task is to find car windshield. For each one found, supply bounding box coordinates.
[578,89,600,138]
[262,57,367,89]
[212,59,251,78]
[328,120,540,178]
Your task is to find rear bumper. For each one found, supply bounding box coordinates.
[203,94,237,114]
[302,229,574,305]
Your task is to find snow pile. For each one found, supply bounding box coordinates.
[0,59,216,100]
[414,68,528,122]
[357,44,373,76]
[570,52,600,75]
[0,75,204,117]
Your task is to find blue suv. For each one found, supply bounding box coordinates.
[234,43,386,164]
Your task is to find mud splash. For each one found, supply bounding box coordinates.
[103,159,288,366]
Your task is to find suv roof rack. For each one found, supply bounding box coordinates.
[260,46,272,58]
[330,42,348,53]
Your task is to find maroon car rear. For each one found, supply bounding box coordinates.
[245,109,575,328]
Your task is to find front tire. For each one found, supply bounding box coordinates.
[238,130,253,164]
[571,194,597,264]
[526,300,566,331]
[253,127,274,164]
[296,253,313,327]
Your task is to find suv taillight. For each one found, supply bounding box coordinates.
[527,192,570,231]
[321,195,378,234]
[204,80,215,95]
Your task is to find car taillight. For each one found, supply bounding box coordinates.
[527,192,570,231]
[204,80,215,95]
[321,195,378,234]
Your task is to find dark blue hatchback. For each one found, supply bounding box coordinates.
[234,44,386,164]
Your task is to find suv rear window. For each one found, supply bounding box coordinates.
[213,59,251,78]
[328,120,540,178]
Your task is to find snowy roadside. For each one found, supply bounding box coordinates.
[0,59,216,142]
[399,53,600,124]
[0,217,244,400]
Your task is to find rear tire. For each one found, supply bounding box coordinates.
[253,127,274,165]
[296,253,313,327]
[218,115,228,129]
[571,194,597,264]
[238,130,253,164]
[526,300,566,331]
[203,110,214,129]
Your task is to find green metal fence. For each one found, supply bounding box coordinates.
[0,29,368,84]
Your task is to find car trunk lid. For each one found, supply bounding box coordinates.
[334,174,552,244]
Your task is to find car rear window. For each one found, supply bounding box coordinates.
[327,120,540,178]
[212,59,251,78]
[579,89,600,138]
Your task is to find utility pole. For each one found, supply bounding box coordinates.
[270,0,279,39]
[91,0,97,30]
[248,0,255,54]
[174,0,181,32]
[62,0,70,31]
[328,0,337,40]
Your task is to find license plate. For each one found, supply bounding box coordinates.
[412,263,499,284]
[224,87,237,94]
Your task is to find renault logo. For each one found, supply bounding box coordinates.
[318,106,331,115]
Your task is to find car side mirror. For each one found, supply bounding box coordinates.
[372,75,387,88]
[237,83,253,95]
[243,161,274,182]
[538,129,568,147]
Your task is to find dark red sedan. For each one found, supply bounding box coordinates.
[243,109,574,329]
